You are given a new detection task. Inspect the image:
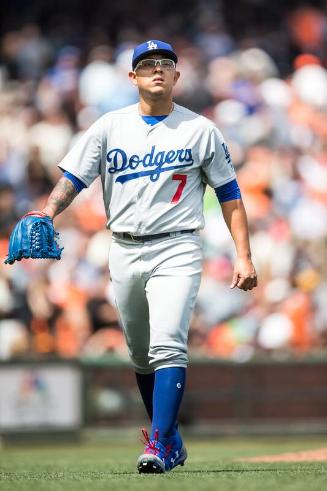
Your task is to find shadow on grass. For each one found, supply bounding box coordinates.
[109,468,289,475]
[2,467,316,479]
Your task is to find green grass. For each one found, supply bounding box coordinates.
[1,437,327,491]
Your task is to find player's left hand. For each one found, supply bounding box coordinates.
[4,211,63,265]
[230,257,257,291]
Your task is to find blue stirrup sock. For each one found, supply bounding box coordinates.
[135,371,155,421]
[151,366,186,440]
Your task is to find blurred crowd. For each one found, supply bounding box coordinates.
[0,1,327,362]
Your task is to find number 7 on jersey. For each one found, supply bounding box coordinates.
[171,174,187,204]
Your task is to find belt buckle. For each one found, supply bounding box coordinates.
[128,232,139,242]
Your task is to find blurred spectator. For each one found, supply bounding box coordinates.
[2,24,53,81]
[79,45,138,113]
[288,7,327,62]
[0,319,29,360]
[0,183,19,237]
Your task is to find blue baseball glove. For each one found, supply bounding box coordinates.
[4,211,63,265]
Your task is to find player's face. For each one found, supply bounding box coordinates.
[129,54,180,97]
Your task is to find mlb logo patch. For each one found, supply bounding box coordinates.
[147,40,158,50]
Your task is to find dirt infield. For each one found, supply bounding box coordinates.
[239,448,327,462]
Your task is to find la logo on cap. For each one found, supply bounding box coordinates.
[147,41,158,50]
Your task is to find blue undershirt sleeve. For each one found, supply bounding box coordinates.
[63,171,86,193]
[214,179,241,203]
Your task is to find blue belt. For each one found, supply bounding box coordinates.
[113,229,196,242]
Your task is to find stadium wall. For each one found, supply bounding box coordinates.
[1,359,327,439]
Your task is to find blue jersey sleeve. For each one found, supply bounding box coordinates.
[63,171,87,193]
[214,179,241,203]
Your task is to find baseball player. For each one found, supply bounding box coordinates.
[38,40,257,473]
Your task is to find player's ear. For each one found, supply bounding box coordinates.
[129,71,138,86]
[173,70,180,85]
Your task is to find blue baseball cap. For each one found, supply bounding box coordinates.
[132,40,178,70]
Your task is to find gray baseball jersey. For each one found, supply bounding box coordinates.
[59,103,236,235]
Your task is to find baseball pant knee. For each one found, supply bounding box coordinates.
[128,347,152,374]
[149,343,188,370]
